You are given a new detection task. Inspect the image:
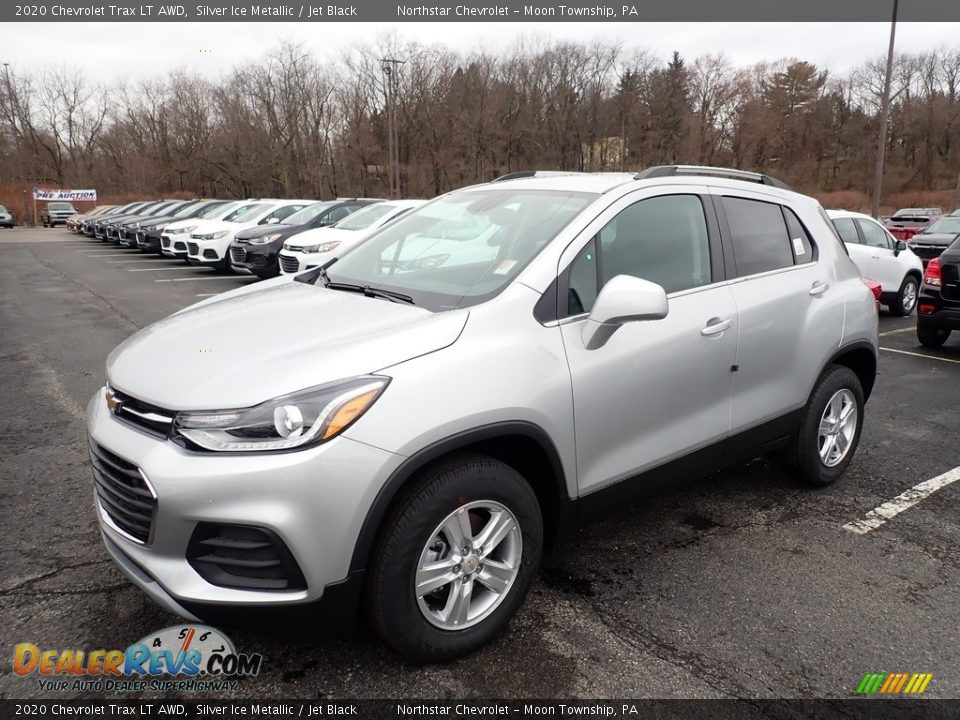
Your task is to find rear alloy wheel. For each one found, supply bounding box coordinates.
[917,323,950,348]
[890,276,918,317]
[784,365,864,486]
[367,455,542,662]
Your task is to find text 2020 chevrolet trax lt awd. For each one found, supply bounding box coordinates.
[87,167,878,661]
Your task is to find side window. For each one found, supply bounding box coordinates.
[567,238,598,315]
[561,194,711,317]
[260,205,304,224]
[857,219,893,250]
[783,207,814,262]
[832,218,860,245]
[327,206,354,224]
[722,196,794,277]
[600,195,712,294]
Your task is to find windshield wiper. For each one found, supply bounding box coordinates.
[325,282,415,305]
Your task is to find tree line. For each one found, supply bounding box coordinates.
[2,36,960,212]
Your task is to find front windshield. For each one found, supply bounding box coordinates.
[327,189,596,311]
[224,203,270,222]
[284,201,336,226]
[923,217,960,234]
[146,202,178,216]
[335,203,396,231]
[172,201,204,218]
[0,206,7,213]
[203,201,239,219]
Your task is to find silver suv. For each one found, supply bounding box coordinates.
[87,166,878,660]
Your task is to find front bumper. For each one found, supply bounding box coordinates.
[136,230,163,252]
[87,388,404,608]
[278,250,333,275]
[187,238,230,265]
[229,243,280,276]
[161,233,190,257]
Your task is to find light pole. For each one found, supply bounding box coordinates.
[871,0,899,219]
[381,58,404,198]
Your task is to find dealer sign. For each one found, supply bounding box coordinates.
[33,189,97,202]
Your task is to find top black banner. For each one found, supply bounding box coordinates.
[6,0,960,22]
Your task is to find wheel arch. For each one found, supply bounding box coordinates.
[348,421,572,575]
[827,341,877,401]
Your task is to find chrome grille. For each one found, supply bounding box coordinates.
[135,231,145,244]
[230,247,247,264]
[187,242,199,256]
[107,386,175,437]
[279,255,300,274]
[89,440,156,544]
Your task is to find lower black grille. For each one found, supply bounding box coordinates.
[279,255,300,274]
[174,241,186,251]
[161,237,171,248]
[230,247,246,264]
[203,249,218,259]
[187,242,199,255]
[187,523,306,591]
[135,231,145,244]
[89,440,156,544]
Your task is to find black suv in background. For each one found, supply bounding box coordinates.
[229,198,382,278]
[917,236,960,347]
[908,215,960,265]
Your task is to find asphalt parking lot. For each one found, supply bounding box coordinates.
[1,226,959,700]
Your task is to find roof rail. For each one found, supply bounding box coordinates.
[635,165,791,190]
[491,170,586,183]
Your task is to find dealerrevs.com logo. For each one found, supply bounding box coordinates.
[13,625,262,693]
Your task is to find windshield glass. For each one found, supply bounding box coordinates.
[146,202,178,216]
[171,201,203,218]
[327,189,596,311]
[283,201,336,226]
[0,206,7,213]
[50,202,74,211]
[923,217,960,234]
[201,201,238,219]
[224,203,270,222]
[335,203,396,231]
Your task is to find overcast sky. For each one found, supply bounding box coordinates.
[2,22,959,81]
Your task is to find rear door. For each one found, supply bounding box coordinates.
[855,217,904,293]
[715,191,844,436]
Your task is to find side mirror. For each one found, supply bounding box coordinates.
[894,240,907,255]
[581,275,668,350]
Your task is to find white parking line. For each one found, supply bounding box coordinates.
[879,327,915,337]
[155,276,248,283]
[108,260,182,265]
[843,466,960,535]
[880,347,960,365]
[196,293,218,297]
[84,253,131,257]
[127,267,199,272]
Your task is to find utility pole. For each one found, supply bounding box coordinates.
[871,0,898,219]
[381,58,404,199]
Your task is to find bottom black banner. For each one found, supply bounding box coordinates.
[2,700,958,720]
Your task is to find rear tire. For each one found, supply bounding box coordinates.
[917,323,950,348]
[782,365,864,487]
[366,455,543,662]
[890,276,919,317]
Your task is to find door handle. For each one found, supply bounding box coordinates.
[700,318,733,336]
[809,281,830,296]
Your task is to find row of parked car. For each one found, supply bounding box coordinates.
[67,196,427,279]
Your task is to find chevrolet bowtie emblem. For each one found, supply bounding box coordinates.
[105,389,122,414]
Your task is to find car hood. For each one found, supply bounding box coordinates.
[912,232,960,245]
[106,280,469,410]
[235,223,295,241]
[283,226,359,250]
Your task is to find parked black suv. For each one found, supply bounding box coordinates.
[917,237,960,347]
[229,199,381,278]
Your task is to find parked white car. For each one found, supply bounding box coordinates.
[161,201,245,259]
[278,199,425,274]
[828,209,923,316]
[188,200,313,270]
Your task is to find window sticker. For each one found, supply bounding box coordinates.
[493,259,518,275]
[793,237,806,256]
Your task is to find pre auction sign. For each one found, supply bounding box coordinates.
[33,189,97,202]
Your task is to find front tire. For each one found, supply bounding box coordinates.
[917,323,950,348]
[366,455,543,662]
[783,365,864,487]
[890,276,919,317]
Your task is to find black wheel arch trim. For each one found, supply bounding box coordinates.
[348,421,570,575]
[824,339,878,401]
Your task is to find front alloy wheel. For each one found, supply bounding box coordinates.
[367,455,542,661]
[415,501,522,630]
[817,389,858,467]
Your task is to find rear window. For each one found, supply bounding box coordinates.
[723,197,794,277]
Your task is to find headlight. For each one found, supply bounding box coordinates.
[196,230,228,241]
[300,241,341,254]
[174,376,389,452]
[168,225,196,235]
[149,222,170,231]
[249,233,281,245]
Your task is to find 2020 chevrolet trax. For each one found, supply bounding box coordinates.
[87,166,878,660]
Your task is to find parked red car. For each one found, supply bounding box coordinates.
[885,207,942,242]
